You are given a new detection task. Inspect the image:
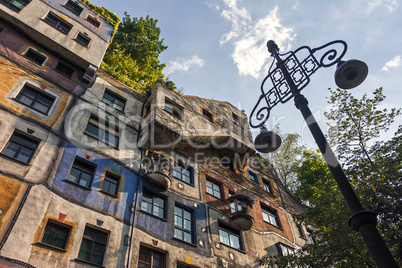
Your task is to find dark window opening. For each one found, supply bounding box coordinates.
[138,245,166,268]
[0,0,30,12]
[75,32,91,47]
[41,220,71,250]
[77,226,108,266]
[44,12,72,34]
[23,48,47,66]
[63,0,83,16]
[232,113,239,125]
[67,157,95,188]
[2,131,39,163]
[248,170,259,183]
[101,172,120,196]
[101,89,126,112]
[263,180,272,193]
[55,62,74,78]
[220,156,233,171]
[15,83,55,114]
[297,225,304,239]
[202,108,213,122]
[86,15,100,28]
[140,189,166,219]
[164,98,182,119]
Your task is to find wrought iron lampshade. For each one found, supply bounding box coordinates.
[334,59,368,89]
[254,127,282,153]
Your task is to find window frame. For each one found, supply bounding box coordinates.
[228,191,243,214]
[100,172,120,197]
[140,188,166,219]
[86,15,101,28]
[174,204,195,244]
[263,179,272,193]
[1,131,39,164]
[84,115,120,148]
[66,157,96,189]
[14,83,56,115]
[232,112,239,125]
[248,170,259,184]
[0,0,30,12]
[205,178,221,199]
[218,222,243,250]
[262,206,281,228]
[277,243,294,256]
[63,0,83,16]
[202,108,213,122]
[77,225,109,266]
[75,32,91,47]
[173,161,193,185]
[22,48,47,67]
[138,245,166,268]
[54,61,74,78]
[101,89,126,113]
[40,219,71,251]
[43,12,73,35]
[164,98,183,120]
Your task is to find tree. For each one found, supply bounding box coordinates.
[260,87,401,267]
[101,13,177,94]
[262,131,305,193]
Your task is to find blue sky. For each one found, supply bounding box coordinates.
[92,0,401,147]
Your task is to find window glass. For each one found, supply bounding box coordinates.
[16,84,55,114]
[78,226,108,265]
[86,15,100,28]
[101,89,126,112]
[174,206,193,243]
[219,223,242,250]
[44,12,72,34]
[67,157,95,188]
[55,62,74,78]
[232,113,239,125]
[22,48,47,66]
[76,33,91,47]
[138,246,166,268]
[0,0,30,12]
[2,132,39,163]
[248,170,259,183]
[102,173,119,196]
[164,99,182,119]
[41,221,70,249]
[262,207,279,227]
[263,180,271,193]
[140,189,165,218]
[173,163,192,184]
[206,179,221,198]
[64,0,83,16]
[84,116,119,147]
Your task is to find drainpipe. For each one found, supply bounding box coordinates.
[126,91,151,268]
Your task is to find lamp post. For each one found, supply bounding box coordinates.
[250,40,398,268]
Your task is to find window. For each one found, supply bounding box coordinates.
[63,0,83,16]
[67,157,95,188]
[86,15,100,28]
[84,116,119,147]
[173,162,193,184]
[297,225,304,239]
[178,263,196,268]
[263,180,272,193]
[306,229,315,244]
[101,172,120,196]
[44,12,72,34]
[228,192,242,214]
[75,32,91,47]
[232,113,239,125]
[174,205,193,244]
[15,83,55,114]
[141,189,165,218]
[277,243,294,256]
[262,207,280,227]
[2,131,39,163]
[41,220,71,250]
[22,48,47,66]
[0,0,30,12]
[77,226,108,266]
[220,156,233,171]
[248,170,259,183]
[55,62,74,78]
[101,89,126,112]
[138,245,166,268]
[218,223,242,250]
[164,98,182,119]
[206,179,221,198]
[202,108,213,122]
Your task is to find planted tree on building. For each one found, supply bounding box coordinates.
[101,13,176,94]
[259,87,401,267]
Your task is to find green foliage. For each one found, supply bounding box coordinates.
[262,131,305,192]
[101,13,177,94]
[260,88,401,267]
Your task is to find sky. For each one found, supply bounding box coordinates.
[92,0,402,148]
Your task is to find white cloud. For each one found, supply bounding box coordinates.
[164,56,205,76]
[367,0,398,14]
[382,55,401,71]
[219,2,295,78]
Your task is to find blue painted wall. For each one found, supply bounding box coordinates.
[52,144,138,222]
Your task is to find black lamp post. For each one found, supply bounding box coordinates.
[250,40,398,268]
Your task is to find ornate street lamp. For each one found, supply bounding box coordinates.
[250,40,398,268]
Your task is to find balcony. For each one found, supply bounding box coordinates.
[228,194,255,230]
[141,151,173,191]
